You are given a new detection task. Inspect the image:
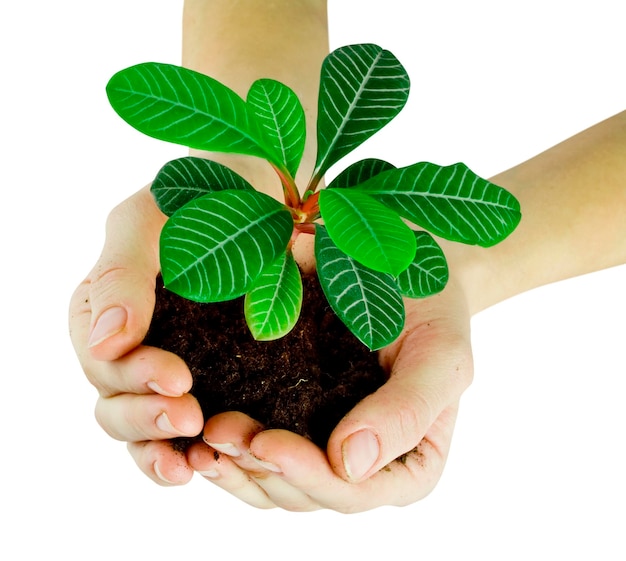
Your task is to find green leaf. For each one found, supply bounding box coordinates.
[328,158,396,190]
[356,162,522,246]
[160,190,293,302]
[315,225,405,350]
[313,44,410,181]
[247,79,306,178]
[396,231,449,298]
[151,156,254,216]
[319,188,416,276]
[106,62,274,160]
[244,251,303,341]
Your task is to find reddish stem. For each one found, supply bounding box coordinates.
[287,222,316,252]
[272,164,300,208]
[300,190,320,216]
[295,222,316,235]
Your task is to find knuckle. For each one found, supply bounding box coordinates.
[89,265,132,301]
[94,397,123,440]
[122,396,154,440]
[394,391,434,442]
[81,363,109,395]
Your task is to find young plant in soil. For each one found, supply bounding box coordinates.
[106,44,521,446]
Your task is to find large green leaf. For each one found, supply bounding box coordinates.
[106,63,275,160]
[244,251,303,341]
[315,225,405,350]
[396,231,449,298]
[327,158,396,190]
[356,162,522,246]
[247,79,306,178]
[313,44,410,182]
[151,156,254,216]
[319,188,416,276]
[160,190,293,302]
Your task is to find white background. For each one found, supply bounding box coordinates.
[1,1,624,559]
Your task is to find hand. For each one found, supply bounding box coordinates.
[187,276,473,512]
[70,181,473,510]
[69,186,205,485]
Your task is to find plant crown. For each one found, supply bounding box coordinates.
[106,44,521,350]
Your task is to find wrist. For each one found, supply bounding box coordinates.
[436,239,494,316]
[182,0,328,201]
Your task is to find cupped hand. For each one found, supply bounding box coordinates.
[188,277,474,512]
[69,186,204,485]
[70,183,474,510]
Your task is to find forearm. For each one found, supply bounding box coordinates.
[452,110,626,314]
[182,0,328,190]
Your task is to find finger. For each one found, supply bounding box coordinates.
[187,442,276,509]
[127,440,194,486]
[197,415,321,511]
[249,414,457,513]
[83,344,193,399]
[250,469,321,512]
[69,186,166,363]
[328,288,473,483]
[201,411,267,472]
[95,392,204,442]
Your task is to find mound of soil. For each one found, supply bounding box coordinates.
[144,273,388,450]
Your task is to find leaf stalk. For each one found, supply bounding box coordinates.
[272,164,301,208]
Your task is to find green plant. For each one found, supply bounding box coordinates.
[106,43,521,350]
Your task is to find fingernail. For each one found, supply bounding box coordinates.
[88,307,127,348]
[147,380,183,398]
[156,412,181,436]
[252,456,282,474]
[342,429,380,482]
[198,469,220,479]
[204,441,242,457]
[153,461,176,484]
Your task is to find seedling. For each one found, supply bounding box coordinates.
[107,44,521,350]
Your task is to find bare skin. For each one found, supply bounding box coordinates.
[69,0,626,511]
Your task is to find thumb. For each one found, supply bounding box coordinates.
[70,186,166,362]
[326,317,473,483]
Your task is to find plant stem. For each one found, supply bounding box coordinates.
[287,222,315,253]
[307,170,324,194]
[300,190,320,217]
[295,222,316,235]
[272,164,301,208]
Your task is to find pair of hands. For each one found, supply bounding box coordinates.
[69,184,474,513]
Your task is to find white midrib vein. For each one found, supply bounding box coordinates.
[168,204,285,281]
[313,50,384,178]
[116,75,262,150]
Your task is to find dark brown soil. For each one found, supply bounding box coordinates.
[144,272,388,450]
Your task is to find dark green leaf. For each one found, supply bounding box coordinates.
[396,231,449,298]
[244,251,303,341]
[319,188,416,275]
[151,156,254,216]
[315,225,405,350]
[327,158,396,189]
[356,162,522,246]
[160,190,293,302]
[106,63,275,160]
[313,44,410,181]
[247,79,306,178]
